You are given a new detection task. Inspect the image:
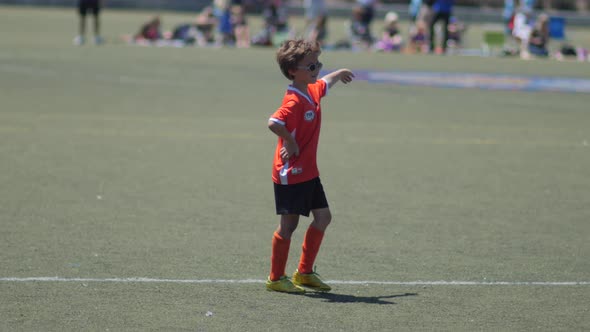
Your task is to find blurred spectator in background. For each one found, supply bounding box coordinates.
[409,0,422,22]
[375,11,403,52]
[349,5,374,50]
[417,0,434,31]
[554,44,589,62]
[406,19,429,53]
[232,4,251,47]
[528,13,549,56]
[521,0,536,12]
[134,15,163,43]
[307,14,328,46]
[503,0,516,35]
[168,22,199,45]
[194,6,217,46]
[332,5,372,51]
[121,9,218,47]
[214,0,235,46]
[165,7,217,47]
[511,8,533,58]
[251,0,291,46]
[74,0,103,45]
[445,15,465,52]
[304,0,326,38]
[356,0,377,39]
[429,0,454,54]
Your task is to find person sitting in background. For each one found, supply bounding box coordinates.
[349,5,374,51]
[148,7,217,47]
[232,4,250,48]
[554,44,589,62]
[134,16,163,43]
[406,19,428,53]
[251,0,291,46]
[511,9,533,59]
[194,6,217,46]
[446,16,465,51]
[375,11,403,52]
[528,13,550,57]
[168,23,199,45]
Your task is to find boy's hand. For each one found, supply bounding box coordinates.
[280,141,299,161]
[338,69,355,84]
[323,68,355,88]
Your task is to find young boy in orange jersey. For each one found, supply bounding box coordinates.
[266,39,354,293]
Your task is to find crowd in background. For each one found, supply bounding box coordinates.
[74,0,588,61]
[115,0,462,54]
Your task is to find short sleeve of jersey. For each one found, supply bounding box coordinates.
[270,99,298,126]
[269,79,327,126]
[309,79,328,101]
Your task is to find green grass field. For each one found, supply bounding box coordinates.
[1,5,590,331]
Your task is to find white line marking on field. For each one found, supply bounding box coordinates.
[1,277,588,286]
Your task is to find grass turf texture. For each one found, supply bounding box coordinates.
[1,5,590,331]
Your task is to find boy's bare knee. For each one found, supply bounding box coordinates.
[277,214,300,238]
[311,208,332,231]
[320,213,332,225]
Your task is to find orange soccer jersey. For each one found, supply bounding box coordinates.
[270,79,328,185]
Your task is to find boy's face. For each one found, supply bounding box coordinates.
[290,52,322,86]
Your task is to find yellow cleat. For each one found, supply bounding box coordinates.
[292,269,332,292]
[266,276,306,293]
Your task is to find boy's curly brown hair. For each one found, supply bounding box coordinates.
[276,39,321,80]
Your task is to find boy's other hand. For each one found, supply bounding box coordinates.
[280,141,299,161]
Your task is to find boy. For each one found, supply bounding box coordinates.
[74,0,104,45]
[266,39,354,293]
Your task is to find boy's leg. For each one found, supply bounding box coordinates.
[267,214,305,293]
[269,214,299,281]
[292,207,332,292]
[298,207,331,274]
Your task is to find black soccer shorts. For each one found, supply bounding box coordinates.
[274,177,329,217]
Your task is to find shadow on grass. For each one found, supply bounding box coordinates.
[303,292,418,304]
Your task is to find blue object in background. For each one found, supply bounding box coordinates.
[549,16,566,40]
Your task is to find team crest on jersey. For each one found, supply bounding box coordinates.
[304,110,315,122]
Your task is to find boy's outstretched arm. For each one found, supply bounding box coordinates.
[322,69,355,89]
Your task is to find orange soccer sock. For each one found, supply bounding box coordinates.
[269,232,291,281]
[298,226,325,274]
